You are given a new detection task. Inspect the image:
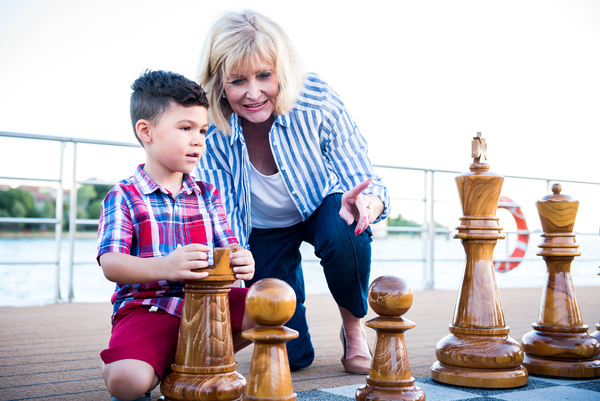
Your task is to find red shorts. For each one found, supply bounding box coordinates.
[100,287,248,378]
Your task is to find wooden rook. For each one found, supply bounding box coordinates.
[431,132,528,388]
[161,247,247,401]
[356,275,425,401]
[243,278,298,401]
[521,183,600,377]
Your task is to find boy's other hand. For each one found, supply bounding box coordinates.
[228,246,255,281]
[166,244,210,280]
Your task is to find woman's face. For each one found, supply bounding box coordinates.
[223,57,279,125]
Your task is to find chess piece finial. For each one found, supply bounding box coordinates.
[161,248,246,401]
[521,184,600,378]
[470,131,489,171]
[431,134,528,388]
[243,279,298,401]
[356,275,425,401]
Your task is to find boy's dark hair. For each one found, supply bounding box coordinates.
[130,70,209,146]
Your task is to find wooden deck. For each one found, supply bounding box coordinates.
[1,286,599,400]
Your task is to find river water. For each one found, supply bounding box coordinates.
[1,234,599,307]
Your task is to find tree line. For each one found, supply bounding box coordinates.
[1,184,448,234]
[0,182,112,232]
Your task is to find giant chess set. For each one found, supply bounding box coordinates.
[158,133,600,401]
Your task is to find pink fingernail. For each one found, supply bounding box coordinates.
[355,228,361,235]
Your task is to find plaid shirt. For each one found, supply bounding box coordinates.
[97,165,238,323]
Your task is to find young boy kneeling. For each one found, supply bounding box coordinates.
[97,70,255,401]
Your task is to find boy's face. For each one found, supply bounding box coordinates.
[143,103,208,175]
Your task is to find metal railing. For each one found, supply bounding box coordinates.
[1,131,599,301]
[0,131,139,302]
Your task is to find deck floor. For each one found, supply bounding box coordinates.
[1,286,599,400]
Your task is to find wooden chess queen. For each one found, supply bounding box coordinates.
[161,247,247,401]
[430,133,528,388]
[521,183,600,377]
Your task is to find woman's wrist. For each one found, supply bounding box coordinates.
[366,194,384,224]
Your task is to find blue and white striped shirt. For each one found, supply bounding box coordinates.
[193,73,390,246]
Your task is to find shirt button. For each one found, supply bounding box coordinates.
[176,244,182,248]
[292,191,296,195]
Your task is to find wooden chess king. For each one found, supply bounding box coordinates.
[521,183,600,377]
[161,247,247,401]
[430,133,528,388]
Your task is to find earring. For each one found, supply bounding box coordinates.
[222,92,227,99]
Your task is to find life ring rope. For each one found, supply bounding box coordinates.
[494,196,529,273]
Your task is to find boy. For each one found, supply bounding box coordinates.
[97,70,255,401]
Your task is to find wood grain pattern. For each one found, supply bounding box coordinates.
[356,276,425,401]
[161,248,247,401]
[521,184,600,378]
[242,279,298,401]
[430,134,528,388]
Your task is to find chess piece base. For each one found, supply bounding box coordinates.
[161,370,246,401]
[522,328,600,359]
[356,377,425,401]
[431,361,528,388]
[243,395,296,401]
[524,355,600,378]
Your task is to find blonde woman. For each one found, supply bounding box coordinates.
[194,10,390,374]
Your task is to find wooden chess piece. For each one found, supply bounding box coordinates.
[430,132,528,388]
[161,247,247,401]
[592,265,600,342]
[521,183,600,377]
[242,278,298,401]
[356,275,425,401]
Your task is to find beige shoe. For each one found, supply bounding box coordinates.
[340,326,372,374]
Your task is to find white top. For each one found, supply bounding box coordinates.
[249,163,303,229]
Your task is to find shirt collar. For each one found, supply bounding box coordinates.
[133,164,200,196]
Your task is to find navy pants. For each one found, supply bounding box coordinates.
[246,193,373,370]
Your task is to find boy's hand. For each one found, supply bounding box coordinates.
[228,245,255,281]
[164,244,211,280]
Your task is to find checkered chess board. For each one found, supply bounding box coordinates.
[297,375,600,400]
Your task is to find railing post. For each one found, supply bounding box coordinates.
[54,142,65,302]
[67,142,78,302]
[421,171,428,287]
[426,171,435,289]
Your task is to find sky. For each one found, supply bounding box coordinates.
[1,0,600,232]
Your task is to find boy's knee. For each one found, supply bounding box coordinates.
[103,360,157,400]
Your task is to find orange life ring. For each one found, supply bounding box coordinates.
[494,196,529,273]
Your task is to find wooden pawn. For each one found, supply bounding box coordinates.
[356,275,425,401]
[243,278,298,401]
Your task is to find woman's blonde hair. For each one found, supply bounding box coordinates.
[197,10,306,134]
